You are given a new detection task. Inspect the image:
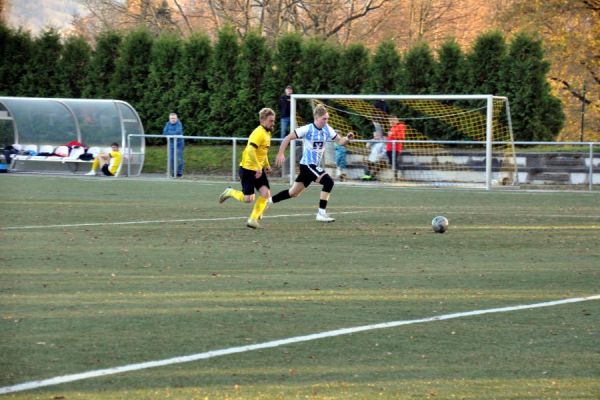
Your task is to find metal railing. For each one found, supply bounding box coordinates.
[127,134,598,191]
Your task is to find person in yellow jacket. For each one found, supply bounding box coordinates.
[218,108,275,229]
[86,142,122,177]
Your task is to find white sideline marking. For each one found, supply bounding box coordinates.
[1,295,598,395]
[0,211,367,230]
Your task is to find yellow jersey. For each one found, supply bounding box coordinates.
[240,125,271,171]
[108,150,122,175]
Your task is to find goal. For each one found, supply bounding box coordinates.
[288,94,518,189]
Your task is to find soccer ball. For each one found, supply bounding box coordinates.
[432,216,449,233]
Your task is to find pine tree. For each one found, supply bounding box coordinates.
[235,30,272,136]
[19,29,62,97]
[207,26,239,137]
[175,32,212,137]
[110,29,154,115]
[402,42,435,94]
[430,39,469,140]
[465,31,507,95]
[266,33,303,111]
[366,40,402,94]
[503,32,564,140]
[59,36,92,98]
[296,39,341,95]
[84,31,122,99]
[143,32,183,135]
[432,38,466,94]
[0,25,34,96]
[335,43,370,94]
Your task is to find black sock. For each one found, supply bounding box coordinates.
[319,199,328,209]
[272,190,291,203]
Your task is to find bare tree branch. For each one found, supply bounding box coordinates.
[173,0,194,35]
[325,0,387,39]
[550,76,592,104]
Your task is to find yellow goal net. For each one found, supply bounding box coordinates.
[290,94,518,189]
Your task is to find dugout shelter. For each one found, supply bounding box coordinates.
[0,97,145,175]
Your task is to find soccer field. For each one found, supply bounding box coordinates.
[1,174,599,399]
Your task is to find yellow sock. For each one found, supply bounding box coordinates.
[250,196,267,220]
[230,189,245,202]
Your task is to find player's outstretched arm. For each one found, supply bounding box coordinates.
[276,132,296,167]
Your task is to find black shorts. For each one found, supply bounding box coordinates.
[295,164,327,187]
[238,167,270,196]
[101,164,113,176]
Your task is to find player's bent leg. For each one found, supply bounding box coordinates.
[219,187,246,203]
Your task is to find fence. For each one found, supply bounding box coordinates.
[127,134,598,191]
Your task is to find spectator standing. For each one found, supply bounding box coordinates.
[278,85,293,139]
[362,130,387,181]
[334,132,351,182]
[373,98,389,135]
[386,116,406,178]
[163,113,184,177]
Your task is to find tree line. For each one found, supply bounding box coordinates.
[0,22,563,141]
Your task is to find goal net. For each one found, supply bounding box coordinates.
[289,94,518,189]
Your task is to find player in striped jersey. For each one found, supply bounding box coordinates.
[218,108,275,229]
[270,104,353,222]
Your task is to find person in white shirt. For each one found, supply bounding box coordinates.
[269,104,353,222]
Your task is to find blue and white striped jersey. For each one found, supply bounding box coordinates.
[296,123,338,166]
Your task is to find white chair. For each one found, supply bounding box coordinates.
[23,144,38,154]
[39,145,54,154]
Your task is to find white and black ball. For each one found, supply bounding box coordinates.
[432,216,449,233]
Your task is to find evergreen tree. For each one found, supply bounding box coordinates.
[84,31,122,98]
[235,30,272,136]
[59,36,92,98]
[266,33,303,111]
[207,26,239,137]
[432,38,466,94]
[400,42,437,137]
[430,39,469,140]
[296,39,340,94]
[465,31,507,95]
[402,42,435,94]
[366,40,402,94]
[175,32,212,137]
[143,32,183,135]
[335,43,370,94]
[0,25,34,96]
[295,39,325,95]
[110,29,154,116]
[19,28,62,97]
[318,42,342,94]
[503,32,564,140]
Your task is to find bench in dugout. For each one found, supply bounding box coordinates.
[8,145,124,176]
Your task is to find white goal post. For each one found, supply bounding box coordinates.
[289,94,518,190]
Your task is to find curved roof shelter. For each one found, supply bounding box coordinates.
[0,97,145,175]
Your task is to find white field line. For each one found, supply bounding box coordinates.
[1,295,599,395]
[0,211,367,231]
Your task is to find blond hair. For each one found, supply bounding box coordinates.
[313,104,328,118]
[259,108,275,121]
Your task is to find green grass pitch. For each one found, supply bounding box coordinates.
[1,174,599,399]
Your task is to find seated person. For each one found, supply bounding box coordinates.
[362,131,387,181]
[86,143,122,176]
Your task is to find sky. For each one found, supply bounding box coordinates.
[7,0,88,34]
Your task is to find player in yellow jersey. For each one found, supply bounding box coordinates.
[218,108,275,229]
[86,143,122,176]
